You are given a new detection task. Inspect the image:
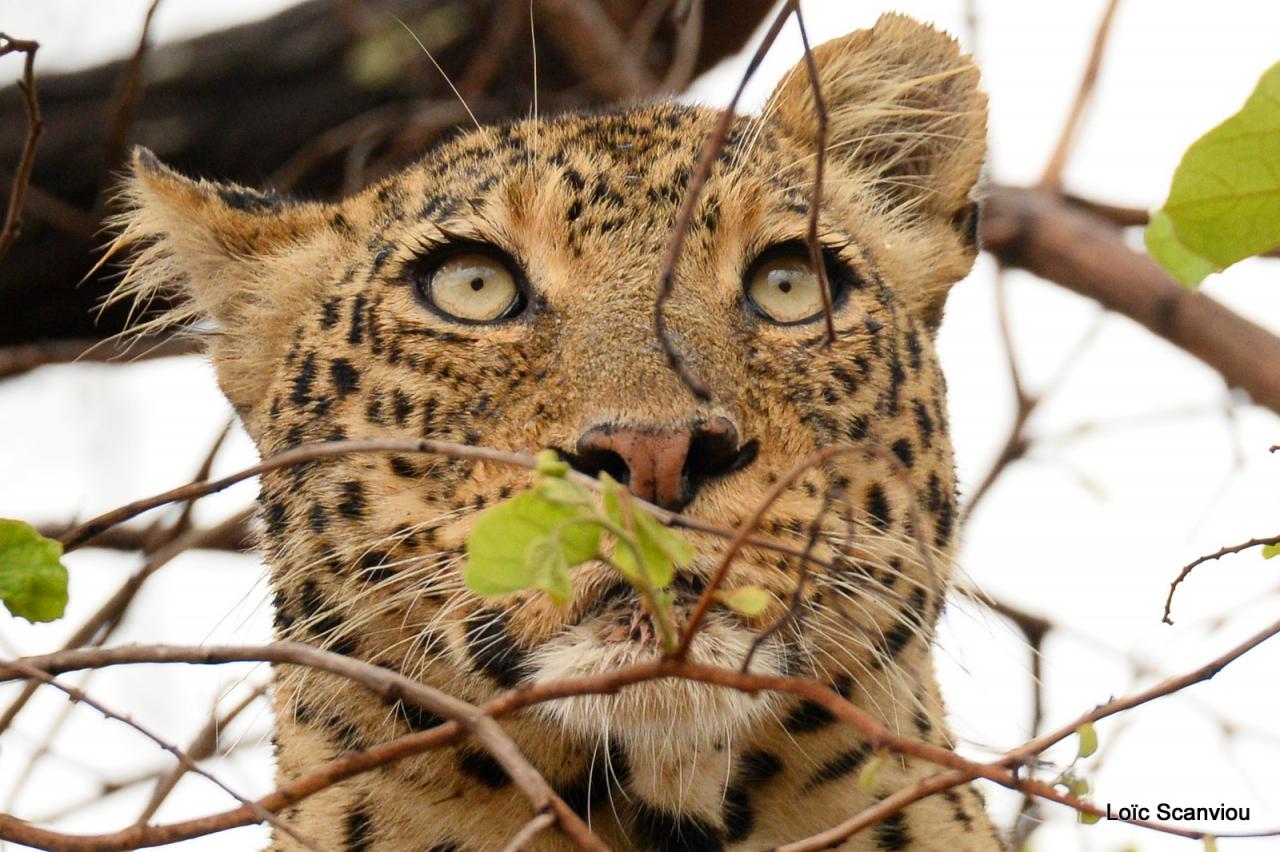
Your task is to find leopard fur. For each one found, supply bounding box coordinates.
[112,14,1002,850]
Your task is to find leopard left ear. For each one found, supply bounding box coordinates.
[765,14,987,328]
[108,147,339,411]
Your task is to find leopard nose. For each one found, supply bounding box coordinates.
[573,417,748,512]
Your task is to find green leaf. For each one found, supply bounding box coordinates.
[598,472,692,589]
[1204,836,1219,852]
[1144,209,1220,287]
[1075,721,1099,759]
[535,477,592,507]
[535,449,571,478]
[526,535,573,606]
[0,519,69,623]
[1261,542,1279,559]
[1147,62,1280,287]
[1078,809,1101,825]
[858,752,884,791]
[716,586,772,617]
[464,494,599,597]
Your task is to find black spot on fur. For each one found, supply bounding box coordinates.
[913,399,935,448]
[344,805,373,851]
[556,740,629,818]
[890,438,914,469]
[631,800,723,852]
[942,789,974,829]
[338,479,367,520]
[457,748,510,788]
[388,456,421,479]
[392,390,414,425]
[723,785,754,842]
[465,611,530,688]
[738,750,783,784]
[291,352,317,408]
[349,294,366,344]
[805,744,871,789]
[217,186,280,212]
[329,358,359,397]
[321,297,341,329]
[864,484,892,529]
[875,811,911,850]
[784,699,836,733]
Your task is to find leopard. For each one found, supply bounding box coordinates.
[110,13,1003,851]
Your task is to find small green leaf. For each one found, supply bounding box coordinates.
[1144,209,1220,287]
[525,535,573,606]
[1261,542,1279,559]
[716,586,771,617]
[1076,721,1099,759]
[535,449,571,478]
[1203,836,1219,852]
[1078,809,1101,825]
[858,751,884,791]
[1147,62,1280,287]
[0,519,69,623]
[465,494,599,597]
[535,477,591,507]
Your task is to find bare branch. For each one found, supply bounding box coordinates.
[654,1,795,399]
[981,185,1280,414]
[1038,0,1122,191]
[0,34,43,261]
[1163,534,1280,624]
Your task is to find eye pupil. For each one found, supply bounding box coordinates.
[778,279,793,294]
[470,277,485,291]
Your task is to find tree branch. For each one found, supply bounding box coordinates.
[982,185,1280,414]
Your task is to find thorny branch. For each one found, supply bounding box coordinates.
[0,34,43,262]
[1163,534,1280,624]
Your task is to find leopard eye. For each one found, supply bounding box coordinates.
[746,253,825,324]
[416,249,525,323]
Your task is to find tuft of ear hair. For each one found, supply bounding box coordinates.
[105,147,338,412]
[766,13,987,235]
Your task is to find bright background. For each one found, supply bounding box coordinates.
[1,1,1277,849]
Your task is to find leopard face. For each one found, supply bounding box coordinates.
[115,13,998,851]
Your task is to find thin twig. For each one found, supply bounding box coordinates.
[1038,0,1122,192]
[792,3,836,345]
[101,0,163,193]
[654,1,796,399]
[501,811,557,852]
[136,681,269,824]
[2,660,321,851]
[676,444,862,659]
[1163,535,1280,624]
[739,485,838,672]
[0,34,44,261]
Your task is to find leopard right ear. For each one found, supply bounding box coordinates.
[764,14,987,238]
[107,147,340,409]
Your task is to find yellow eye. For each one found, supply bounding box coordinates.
[746,254,825,324]
[421,251,523,323]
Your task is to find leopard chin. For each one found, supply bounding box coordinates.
[527,609,786,751]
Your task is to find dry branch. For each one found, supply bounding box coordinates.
[981,185,1280,414]
[0,34,42,262]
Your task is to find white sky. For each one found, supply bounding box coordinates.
[1,1,1278,850]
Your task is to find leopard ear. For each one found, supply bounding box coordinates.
[109,147,338,410]
[765,13,987,244]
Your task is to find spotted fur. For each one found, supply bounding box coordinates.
[111,14,1002,851]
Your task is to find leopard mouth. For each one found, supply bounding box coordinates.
[575,576,705,648]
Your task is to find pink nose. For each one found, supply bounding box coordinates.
[574,418,744,511]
